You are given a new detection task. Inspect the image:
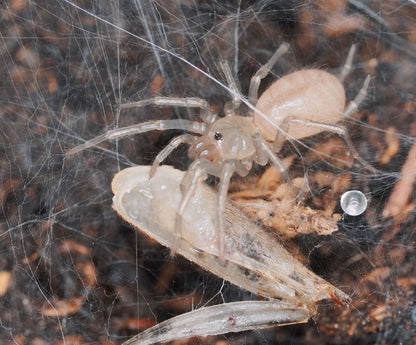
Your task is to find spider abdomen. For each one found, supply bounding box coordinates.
[254,69,346,141]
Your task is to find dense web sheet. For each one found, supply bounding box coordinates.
[0,1,415,344]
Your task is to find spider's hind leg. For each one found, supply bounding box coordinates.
[270,114,375,174]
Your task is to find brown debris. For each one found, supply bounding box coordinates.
[397,276,416,288]
[10,0,29,11]
[0,271,12,297]
[369,304,388,322]
[162,293,204,312]
[154,261,177,294]
[323,13,368,38]
[41,296,86,317]
[150,74,165,95]
[230,146,349,238]
[303,138,354,169]
[114,317,157,332]
[56,335,87,345]
[232,174,340,238]
[58,240,90,256]
[234,197,340,238]
[379,127,400,165]
[383,142,416,218]
[361,267,392,286]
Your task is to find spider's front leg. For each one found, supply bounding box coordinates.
[66,119,207,156]
[175,159,235,261]
[66,96,214,157]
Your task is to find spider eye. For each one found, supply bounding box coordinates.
[214,132,223,141]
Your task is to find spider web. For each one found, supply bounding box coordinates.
[0,1,415,344]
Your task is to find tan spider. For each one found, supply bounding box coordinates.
[67,43,371,261]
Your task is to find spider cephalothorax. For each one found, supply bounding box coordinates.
[189,115,257,166]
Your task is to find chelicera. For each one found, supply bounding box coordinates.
[67,43,371,260]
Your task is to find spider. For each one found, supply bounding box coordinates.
[67,42,372,261]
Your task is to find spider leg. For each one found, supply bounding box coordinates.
[338,44,357,82]
[248,42,290,105]
[273,116,345,146]
[252,133,292,183]
[219,60,241,114]
[343,75,371,118]
[149,133,197,178]
[66,119,207,156]
[122,300,311,345]
[271,116,376,173]
[121,96,213,123]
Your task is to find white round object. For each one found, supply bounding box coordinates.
[340,190,368,216]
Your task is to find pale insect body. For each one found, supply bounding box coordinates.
[112,165,351,345]
[67,43,371,260]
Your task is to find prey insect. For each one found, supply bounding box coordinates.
[67,43,372,261]
[112,165,351,345]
